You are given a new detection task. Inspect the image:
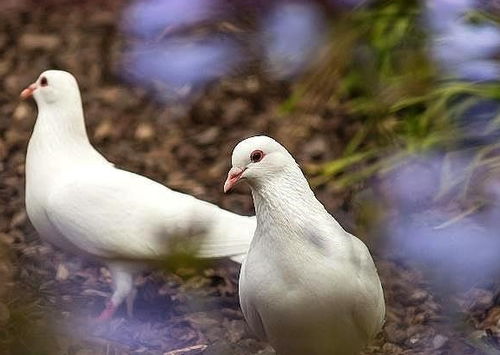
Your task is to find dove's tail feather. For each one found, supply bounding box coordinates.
[194,210,256,264]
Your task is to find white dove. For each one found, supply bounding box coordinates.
[224,136,385,355]
[21,70,256,320]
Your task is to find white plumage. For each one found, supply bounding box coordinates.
[224,136,385,355]
[23,70,256,319]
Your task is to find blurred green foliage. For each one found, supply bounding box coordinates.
[287,0,500,191]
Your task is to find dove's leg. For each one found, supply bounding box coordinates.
[126,288,138,318]
[97,262,141,321]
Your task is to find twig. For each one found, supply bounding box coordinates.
[433,203,482,230]
[163,344,208,355]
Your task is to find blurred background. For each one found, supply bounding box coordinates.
[1,0,500,354]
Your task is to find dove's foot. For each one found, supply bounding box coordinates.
[96,301,117,321]
[126,288,137,318]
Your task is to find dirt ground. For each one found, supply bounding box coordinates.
[1,1,499,354]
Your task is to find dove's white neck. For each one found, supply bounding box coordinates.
[35,101,86,138]
[251,165,327,233]
[248,164,347,255]
[27,100,104,171]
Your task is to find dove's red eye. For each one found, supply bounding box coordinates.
[40,77,48,86]
[250,150,264,163]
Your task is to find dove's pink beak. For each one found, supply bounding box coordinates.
[20,83,37,99]
[224,167,245,193]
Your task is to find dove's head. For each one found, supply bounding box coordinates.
[20,70,81,106]
[224,135,296,193]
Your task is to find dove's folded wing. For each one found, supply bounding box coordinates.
[47,166,254,261]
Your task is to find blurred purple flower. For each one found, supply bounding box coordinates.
[458,99,500,142]
[260,2,326,79]
[383,155,443,212]
[389,211,500,290]
[425,0,473,32]
[120,0,329,100]
[122,0,218,39]
[482,180,500,227]
[425,0,500,81]
[328,0,369,9]
[454,60,500,83]
[125,40,242,97]
[383,152,500,291]
[435,24,500,60]
[432,24,500,81]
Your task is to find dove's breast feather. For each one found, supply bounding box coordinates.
[240,224,384,355]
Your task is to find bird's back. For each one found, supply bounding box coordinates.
[43,165,255,261]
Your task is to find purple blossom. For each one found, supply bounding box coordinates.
[124,40,242,98]
[382,152,500,291]
[122,0,218,39]
[425,0,474,32]
[260,2,326,79]
[388,211,500,290]
[383,155,443,212]
[328,0,369,9]
[425,0,500,81]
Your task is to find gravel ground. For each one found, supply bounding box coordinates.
[0,1,499,354]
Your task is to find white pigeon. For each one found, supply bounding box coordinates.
[21,70,256,320]
[224,136,385,355]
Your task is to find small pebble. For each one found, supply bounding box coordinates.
[432,334,449,349]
